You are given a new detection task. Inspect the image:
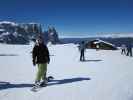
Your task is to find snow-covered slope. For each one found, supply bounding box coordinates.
[0,43,133,100]
[0,21,17,26]
[96,33,133,38]
[60,33,133,38]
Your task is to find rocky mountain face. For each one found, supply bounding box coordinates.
[0,21,60,44]
[44,27,60,44]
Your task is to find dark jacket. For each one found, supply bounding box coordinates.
[32,43,50,64]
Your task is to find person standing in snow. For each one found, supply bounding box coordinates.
[32,37,50,86]
[121,44,126,55]
[126,43,132,57]
[79,41,86,61]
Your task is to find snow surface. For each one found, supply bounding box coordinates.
[0,43,133,100]
[0,21,17,26]
[60,33,133,38]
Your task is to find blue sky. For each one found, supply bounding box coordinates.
[0,0,133,37]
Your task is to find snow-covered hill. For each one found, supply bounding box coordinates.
[0,43,133,100]
[0,21,36,44]
[60,33,133,38]
[96,33,133,38]
[0,21,60,44]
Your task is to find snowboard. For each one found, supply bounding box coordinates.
[31,76,54,92]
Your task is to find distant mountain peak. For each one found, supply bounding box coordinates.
[0,21,17,26]
[96,33,133,38]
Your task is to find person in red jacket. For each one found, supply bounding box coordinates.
[32,37,50,86]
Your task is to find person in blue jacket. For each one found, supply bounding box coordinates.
[126,43,132,57]
[79,41,86,61]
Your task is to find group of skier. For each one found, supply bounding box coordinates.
[32,37,87,87]
[32,36,133,88]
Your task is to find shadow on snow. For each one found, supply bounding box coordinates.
[80,59,102,62]
[0,54,18,56]
[0,77,91,90]
[0,81,33,91]
[48,77,91,86]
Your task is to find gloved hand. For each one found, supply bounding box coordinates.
[47,59,50,64]
[47,56,50,64]
[33,60,36,66]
